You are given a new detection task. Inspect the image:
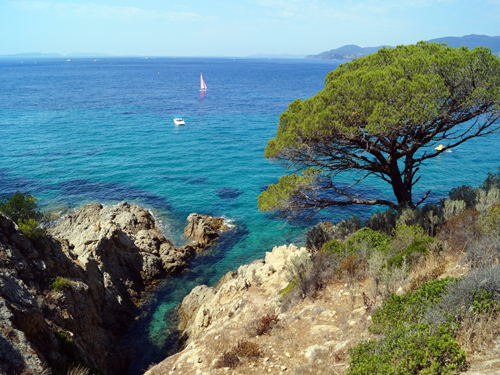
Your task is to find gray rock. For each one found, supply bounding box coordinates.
[0,202,198,375]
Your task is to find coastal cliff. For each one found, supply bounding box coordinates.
[0,202,228,375]
[143,243,368,375]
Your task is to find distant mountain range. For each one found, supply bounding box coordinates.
[0,52,114,58]
[306,34,500,60]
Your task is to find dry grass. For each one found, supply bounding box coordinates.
[456,311,500,356]
[407,250,446,291]
[293,346,346,375]
[66,365,89,375]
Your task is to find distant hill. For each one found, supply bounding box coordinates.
[0,52,114,59]
[1,52,64,58]
[306,45,389,60]
[429,34,500,53]
[307,34,500,60]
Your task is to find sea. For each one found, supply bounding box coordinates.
[1,57,499,373]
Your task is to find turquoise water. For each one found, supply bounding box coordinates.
[1,57,499,373]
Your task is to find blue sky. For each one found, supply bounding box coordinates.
[1,0,499,56]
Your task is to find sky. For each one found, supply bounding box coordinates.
[1,0,499,57]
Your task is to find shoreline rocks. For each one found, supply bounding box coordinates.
[0,202,231,375]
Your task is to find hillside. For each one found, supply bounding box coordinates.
[307,34,500,60]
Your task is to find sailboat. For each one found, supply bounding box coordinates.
[200,73,208,92]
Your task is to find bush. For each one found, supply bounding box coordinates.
[333,214,364,239]
[365,208,398,235]
[349,278,467,375]
[346,227,392,255]
[478,202,500,238]
[52,276,73,293]
[306,222,335,254]
[479,166,500,193]
[17,217,46,244]
[442,199,466,221]
[232,340,261,358]
[214,351,240,369]
[371,277,454,334]
[425,264,500,327]
[280,252,337,311]
[476,187,500,215]
[449,185,477,208]
[348,323,466,375]
[0,191,44,224]
[438,208,480,252]
[386,237,435,269]
[321,239,346,256]
[245,314,280,337]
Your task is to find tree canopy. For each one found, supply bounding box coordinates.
[258,42,500,221]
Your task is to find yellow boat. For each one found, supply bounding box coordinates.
[434,144,445,151]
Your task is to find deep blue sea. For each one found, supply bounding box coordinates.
[1,57,499,373]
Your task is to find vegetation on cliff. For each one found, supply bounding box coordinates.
[276,166,500,374]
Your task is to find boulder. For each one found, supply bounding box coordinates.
[183,213,229,248]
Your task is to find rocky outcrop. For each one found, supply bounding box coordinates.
[176,244,308,348]
[0,202,218,375]
[183,213,229,250]
[143,243,382,375]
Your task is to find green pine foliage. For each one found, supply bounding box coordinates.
[0,191,44,223]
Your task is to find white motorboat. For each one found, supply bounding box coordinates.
[173,117,185,126]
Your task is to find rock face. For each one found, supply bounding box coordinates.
[0,202,211,375]
[183,213,229,249]
[176,244,308,347]
[144,244,312,375]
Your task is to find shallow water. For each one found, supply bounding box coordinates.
[1,57,499,373]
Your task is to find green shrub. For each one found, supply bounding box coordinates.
[386,237,435,269]
[334,214,364,239]
[52,276,73,293]
[346,227,392,254]
[17,217,46,243]
[350,278,468,375]
[393,223,425,246]
[449,185,477,208]
[370,277,454,334]
[278,278,298,301]
[348,323,466,375]
[305,222,335,253]
[365,208,398,235]
[321,239,346,256]
[0,191,44,223]
[478,203,500,238]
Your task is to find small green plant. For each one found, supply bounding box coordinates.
[54,330,104,375]
[52,276,73,293]
[18,217,46,243]
[278,278,298,301]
